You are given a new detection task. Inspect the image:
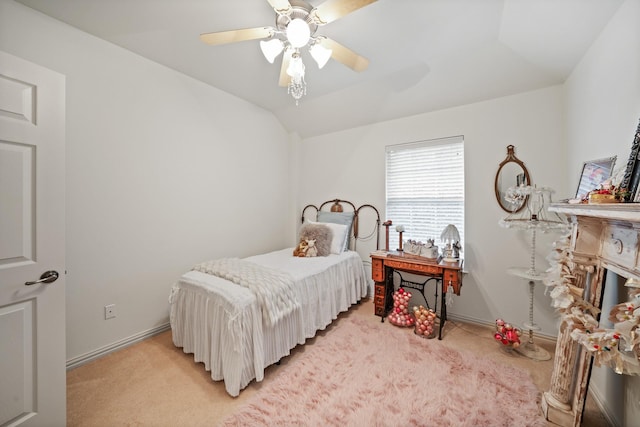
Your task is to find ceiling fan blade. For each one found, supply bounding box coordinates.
[200,27,273,46]
[312,0,377,25]
[279,49,292,87]
[267,0,292,15]
[320,38,369,72]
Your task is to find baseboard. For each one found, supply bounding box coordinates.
[64,314,555,370]
[66,323,171,370]
[447,312,558,341]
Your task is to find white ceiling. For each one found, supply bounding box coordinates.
[16,0,623,138]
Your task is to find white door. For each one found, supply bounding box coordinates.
[0,51,66,426]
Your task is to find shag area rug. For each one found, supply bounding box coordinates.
[220,317,546,427]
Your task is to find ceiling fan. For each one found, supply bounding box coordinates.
[199,0,377,104]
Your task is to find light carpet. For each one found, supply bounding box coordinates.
[220,316,546,427]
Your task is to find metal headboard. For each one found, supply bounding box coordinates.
[300,198,381,250]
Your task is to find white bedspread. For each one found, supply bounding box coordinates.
[193,258,298,327]
[169,248,368,397]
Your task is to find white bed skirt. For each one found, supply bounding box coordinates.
[169,249,368,396]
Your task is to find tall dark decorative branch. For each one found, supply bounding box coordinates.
[620,118,640,202]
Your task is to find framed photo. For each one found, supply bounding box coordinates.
[575,156,616,199]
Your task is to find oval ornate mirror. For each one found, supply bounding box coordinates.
[495,145,531,213]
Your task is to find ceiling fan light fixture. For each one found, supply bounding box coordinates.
[286,51,306,105]
[286,52,305,78]
[286,18,311,48]
[260,38,285,63]
[309,42,332,69]
[201,0,377,106]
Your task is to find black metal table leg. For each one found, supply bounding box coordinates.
[438,281,447,340]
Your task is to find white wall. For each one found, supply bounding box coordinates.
[298,85,568,336]
[2,0,638,422]
[0,0,292,361]
[564,1,640,425]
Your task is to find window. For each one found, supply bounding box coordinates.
[385,136,464,253]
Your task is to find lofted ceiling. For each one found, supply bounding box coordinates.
[16,0,623,138]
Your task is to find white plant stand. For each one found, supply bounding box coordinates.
[507,240,551,361]
[500,186,567,361]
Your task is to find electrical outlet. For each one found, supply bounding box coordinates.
[105,304,116,320]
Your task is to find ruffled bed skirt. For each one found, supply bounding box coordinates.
[169,249,368,396]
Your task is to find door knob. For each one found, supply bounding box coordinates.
[25,270,59,286]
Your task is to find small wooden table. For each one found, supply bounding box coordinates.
[370,251,463,340]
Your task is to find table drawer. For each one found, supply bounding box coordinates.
[443,269,461,295]
[374,305,386,317]
[374,295,385,307]
[443,269,457,283]
[602,224,638,270]
[386,259,440,275]
[372,258,384,281]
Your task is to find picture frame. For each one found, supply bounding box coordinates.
[575,156,616,199]
[620,118,640,202]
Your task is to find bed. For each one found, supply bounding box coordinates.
[169,199,380,397]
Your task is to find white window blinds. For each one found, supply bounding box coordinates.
[385,136,465,250]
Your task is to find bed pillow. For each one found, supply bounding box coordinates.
[317,211,354,251]
[298,223,332,257]
[308,220,348,254]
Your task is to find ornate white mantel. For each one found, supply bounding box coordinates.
[542,203,640,426]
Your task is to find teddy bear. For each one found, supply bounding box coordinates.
[293,238,308,257]
[305,239,318,257]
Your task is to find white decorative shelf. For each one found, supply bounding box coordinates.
[506,267,546,282]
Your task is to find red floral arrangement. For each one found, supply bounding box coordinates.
[494,318,521,348]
